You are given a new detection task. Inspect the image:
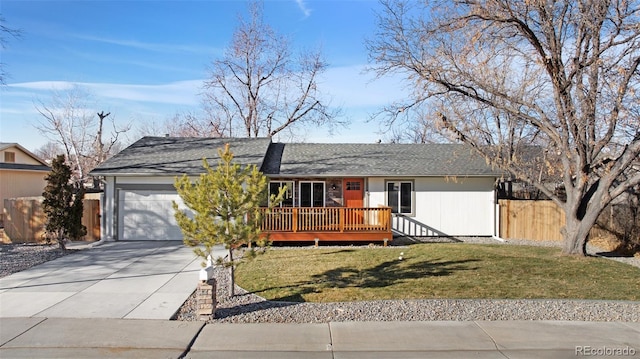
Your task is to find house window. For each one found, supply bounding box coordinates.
[346,181,361,190]
[299,181,324,207]
[386,181,413,215]
[269,181,294,207]
[4,151,15,163]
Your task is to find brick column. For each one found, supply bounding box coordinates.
[196,279,216,320]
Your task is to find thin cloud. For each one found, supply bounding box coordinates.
[88,81,202,105]
[10,80,203,106]
[9,81,76,91]
[65,47,204,75]
[72,34,219,55]
[295,0,312,18]
[8,67,407,110]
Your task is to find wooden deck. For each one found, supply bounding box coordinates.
[259,207,392,242]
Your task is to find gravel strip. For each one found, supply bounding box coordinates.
[173,264,640,324]
[0,243,72,278]
[173,238,640,324]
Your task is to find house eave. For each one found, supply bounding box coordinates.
[96,171,503,179]
[90,171,199,177]
[266,173,502,179]
[0,163,50,172]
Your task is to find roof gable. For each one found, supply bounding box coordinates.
[91,137,272,176]
[0,143,49,167]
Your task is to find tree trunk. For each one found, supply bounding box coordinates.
[57,229,67,251]
[228,249,235,297]
[561,181,609,256]
[561,207,600,256]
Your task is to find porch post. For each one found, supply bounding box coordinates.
[292,207,298,232]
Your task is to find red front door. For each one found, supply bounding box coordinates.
[343,178,364,208]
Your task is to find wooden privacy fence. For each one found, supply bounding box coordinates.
[2,197,100,243]
[499,199,565,241]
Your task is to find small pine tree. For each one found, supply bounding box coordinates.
[42,155,87,250]
[173,144,285,296]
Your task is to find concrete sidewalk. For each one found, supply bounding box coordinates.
[1,319,638,358]
[0,241,205,320]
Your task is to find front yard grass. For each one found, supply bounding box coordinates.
[235,243,640,302]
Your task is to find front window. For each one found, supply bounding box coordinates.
[269,181,294,207]
[387,181,413,214]
[299,181,324,207]
[346,181,361,190]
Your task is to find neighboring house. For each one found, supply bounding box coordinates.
[0,143,50,227]
[91,137,502,242]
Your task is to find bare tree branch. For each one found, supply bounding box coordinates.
[0,15,22,85]
[34,85,130,186]
[202,1,343,139]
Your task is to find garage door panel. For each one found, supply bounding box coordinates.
[119,190,190,241]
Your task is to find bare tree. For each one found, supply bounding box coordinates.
[34,141,65,164]
[202,1,342,138]
[383,107,452,144]
[367,0,640,256]
[35,85,130,185]
[0,15,21,85]
[136,111,225,138]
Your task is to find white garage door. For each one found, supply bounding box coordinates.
[118,190,189,241]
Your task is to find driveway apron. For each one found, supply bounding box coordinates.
[0,241,201,319]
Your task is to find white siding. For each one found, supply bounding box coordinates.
[368,177,496,236]
[103,174,496,241]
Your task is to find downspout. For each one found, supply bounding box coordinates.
[365,178,370,207]
[492,235,506,243]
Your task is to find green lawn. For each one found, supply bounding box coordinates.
[235,243,640,302]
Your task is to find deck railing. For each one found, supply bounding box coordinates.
[259,207,391,233]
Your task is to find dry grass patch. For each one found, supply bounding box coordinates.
[235,243,640,302]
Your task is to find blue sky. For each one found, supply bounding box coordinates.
[0,0,408,153]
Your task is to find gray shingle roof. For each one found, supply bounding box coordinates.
[90,137,272,176]
[262,143,500,177]
[92,138,500,177]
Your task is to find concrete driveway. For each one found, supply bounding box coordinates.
[0,241,201,319]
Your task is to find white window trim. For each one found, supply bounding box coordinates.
[299,181,325,208]
[269,181,295,207]
[385,180,415,216]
